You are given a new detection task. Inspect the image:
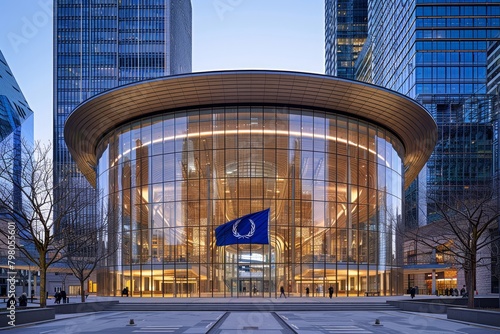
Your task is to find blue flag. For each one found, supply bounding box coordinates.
[215,208,270,246]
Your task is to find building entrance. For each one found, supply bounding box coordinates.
[232,278,275,297]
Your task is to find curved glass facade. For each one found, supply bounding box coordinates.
[96,105,405,297]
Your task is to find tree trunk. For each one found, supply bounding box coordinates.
[80,280,86,302]
[39,267,47,308]
[467,253,476,309]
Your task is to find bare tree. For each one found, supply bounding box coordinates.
[62,200,119,302]
[406,188,500,308]
[0,140,94,307]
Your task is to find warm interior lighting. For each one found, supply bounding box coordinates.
[112,128,390,167]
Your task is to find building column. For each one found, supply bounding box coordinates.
[28,271,32,297]
[432,269,436,295]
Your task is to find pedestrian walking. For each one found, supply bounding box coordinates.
[328,286,334,299]
[280,286,286,298]
[410,286,416,299]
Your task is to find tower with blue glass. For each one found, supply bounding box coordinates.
[350,1,500,228]
[0,50,34,210]
[325,0,368,78]
[54,0,192,234]
[331,0,500,294]
[0,50,34,296]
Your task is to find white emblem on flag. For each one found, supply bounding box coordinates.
[232,219,256,239]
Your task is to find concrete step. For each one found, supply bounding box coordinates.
[106,302,399,312]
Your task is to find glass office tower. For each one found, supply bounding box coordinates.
[0,50,34,296]
[54,0,192,235]
[0,50,34,208]
[325,0,368,78]
[487,37,500,294]
[345,0,500,294]
[358,0,500,227]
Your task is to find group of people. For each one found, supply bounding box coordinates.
[54,290,67,304]
[409,285,469,299]
[278,286,335,298]
[444,287,461,296]
[5,293,28,308]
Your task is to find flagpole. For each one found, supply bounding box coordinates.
[206,165,211,296]
[291,164,296,295]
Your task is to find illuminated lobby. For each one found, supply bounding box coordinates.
[65,70,437,297]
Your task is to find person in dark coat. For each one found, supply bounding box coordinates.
[54,291,61,304]
[122,287,129,297]
[328,286,334,299]
[279,286,286,298]
[410,286,416,299]
[60,290,67,303]
[305,287,310,297]
[18,293,28,307]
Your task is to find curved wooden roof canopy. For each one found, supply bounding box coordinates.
[65,70,437,188]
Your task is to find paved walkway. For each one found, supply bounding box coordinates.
[4,294,500,333]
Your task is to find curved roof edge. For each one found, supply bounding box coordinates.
[65,70,437,188]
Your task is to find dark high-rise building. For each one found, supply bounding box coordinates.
[54,0,192,233]
[325,0,368,78]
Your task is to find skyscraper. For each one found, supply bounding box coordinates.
[348,1,500,228]
[54,0,192,233]
[0,50,34,296]
[487,36,500,294]
[326,0,500,294]
[0,50,34,210]
[325,0,368,78]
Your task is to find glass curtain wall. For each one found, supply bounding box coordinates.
[96,106,405,297]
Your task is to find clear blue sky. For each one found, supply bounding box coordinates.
[0,0,325,144]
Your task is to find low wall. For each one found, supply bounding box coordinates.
[448,308,500,327]
[47,301,119,314]
[387,298,500,328]
[410,297,498,308]
[0,307,55,328]
[387,300,454,314]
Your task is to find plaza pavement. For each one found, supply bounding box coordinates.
[5,294,500,333]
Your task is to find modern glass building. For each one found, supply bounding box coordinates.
[0,50,34,210]
[65,70,437,297]
[0,51,33,148]
[0,50,34,296]
[487,36,500,294]
[53,0,192,234]
[351,1,500,227]
[340,0,500,294]
[325,0,368,78]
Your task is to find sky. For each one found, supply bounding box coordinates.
[0,0,325,144]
